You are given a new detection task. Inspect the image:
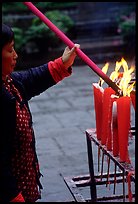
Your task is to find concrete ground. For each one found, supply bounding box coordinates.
[28,61,135,202]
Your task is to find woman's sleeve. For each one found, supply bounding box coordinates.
[48,57,72,83]
[11,57,72,100]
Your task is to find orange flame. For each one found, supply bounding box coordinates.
[100,58,135,97]
[99,62,109,86]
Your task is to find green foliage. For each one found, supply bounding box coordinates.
[116,5,136,56]
[12,27,27,52]
[2,3,28,13]
[116,3,135,45]
[118,16,135,41]
[26,10,74,40]
[33,2,77,10]
[2,2,77,13]
[24,10,74,51]
[2,2,75,53]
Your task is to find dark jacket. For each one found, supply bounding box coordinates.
[1,64,56,202]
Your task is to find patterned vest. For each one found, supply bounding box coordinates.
[3,76,43,202]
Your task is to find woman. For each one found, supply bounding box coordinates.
[1,23,80,202]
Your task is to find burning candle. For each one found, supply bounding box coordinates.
[101,87,115,150]
[111,97,119,157]
[116,96,131,163]
[93,83,104,140]
[130,91,135,110]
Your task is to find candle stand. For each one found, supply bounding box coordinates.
[62,127,135,202]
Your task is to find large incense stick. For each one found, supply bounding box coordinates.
[23,2,121,95]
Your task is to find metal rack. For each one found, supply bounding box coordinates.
[62,128,135,202]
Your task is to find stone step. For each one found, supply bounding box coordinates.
[18,36,125,69]
[74,19,118,39]
[71,2,126,21]
[73,35,124,50]
[74,37,125,65]
[74,51,124,66]
[52,35,125,64]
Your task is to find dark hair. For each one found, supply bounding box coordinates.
[2,24,14,48]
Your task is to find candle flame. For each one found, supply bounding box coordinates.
[118,58,135,96]
[101,58,135,97]
[110,59,123,82]
[99,62,109,86]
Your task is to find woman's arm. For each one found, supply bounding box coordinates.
[11,44,80,100]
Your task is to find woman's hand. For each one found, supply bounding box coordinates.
[62,44,80,68]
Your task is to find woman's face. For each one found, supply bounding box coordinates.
[2,40,18,80]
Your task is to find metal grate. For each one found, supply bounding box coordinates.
[62,127,135,202]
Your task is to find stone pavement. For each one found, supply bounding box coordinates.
[29,61,135,202]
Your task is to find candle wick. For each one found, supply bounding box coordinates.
[117,89,123,97]
[99,80,102,87]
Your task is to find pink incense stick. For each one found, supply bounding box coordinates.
[23,2,121,95]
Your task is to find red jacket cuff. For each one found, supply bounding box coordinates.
[48,57,72,83]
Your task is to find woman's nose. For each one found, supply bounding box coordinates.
[14,50,18,59]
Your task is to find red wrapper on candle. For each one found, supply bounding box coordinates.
[130,91,135,110]
[111,97,119,157]
[101,87,115,150]
[93,83,104,140]
[116,96,131,163]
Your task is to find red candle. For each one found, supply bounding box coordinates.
[101,87,115,150]
[130,91,135,110]
[111,98,119,157]
[116,96,131,163]
[93,83,104,140]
